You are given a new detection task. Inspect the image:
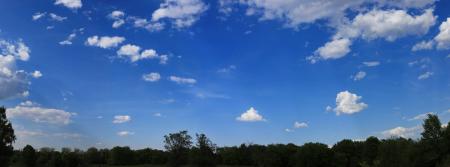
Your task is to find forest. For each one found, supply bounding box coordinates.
[1,106,450,167]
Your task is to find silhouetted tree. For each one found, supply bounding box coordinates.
[22,145,37,167]
[376,138,414,167]
[363,136,380,166]
[292,142,331,167]
[418,114,443,167]
[332,139,362,167]
[190,133,217,167]
[85,147,101,164]
[0,106,16,167]
[109,146,135,165]
[164,130,192,167]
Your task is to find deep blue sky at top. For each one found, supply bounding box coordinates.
[0,0,449,149]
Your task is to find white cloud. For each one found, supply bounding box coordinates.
[31,70,42,78]
[382,126,422,138]
[307,38,351,63]
[116,44,167,63]
[435,18,450,49]
[236,107,265,122]
[418,71,433,80]
[112,20,125,28]
[332,91,368,115]
[32,12,46,21]
[294,121,308,128]
[49,13,67,22]
[113,115,131,124]
[110,10,125,19]
[408,112,434,121]
[151,0,208,29]
[336,9,436,41]
[142,72,161,82]
[19,101,38,107]
[234,0,364,28]
[129,17,166,32]
[59,33,76,45]
[285,128,293,132]
[54,0,82,9]
[310,8,436,62]
[363,61,380,67]
[86,36,125,49]
[0,40,32,99]
[117,131,134,137]
[352,71,366,81]
[159,54,169,64]
[6,105,75,125]
[109,11,126,28]
[412,40,434,51]
[169,76,196,84]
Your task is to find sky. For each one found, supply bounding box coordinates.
[1,0,450,150]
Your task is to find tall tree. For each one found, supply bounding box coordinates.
[418,114,443,167]
[22,145,37,167]
[164,130,192,167]
[190,133,217,167]
[0,106,16,167]
[421,114,442,142]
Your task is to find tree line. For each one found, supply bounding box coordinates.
[1,106,450,167]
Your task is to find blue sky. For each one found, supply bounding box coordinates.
[1,0,450,149]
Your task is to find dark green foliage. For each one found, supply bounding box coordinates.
[0,107,16,167]
[5,113,450,167]
[22,145,37,167]
[292,143,332,167]
[164,130,192,167]
[376,138,415,167]
[362,136,379,166]
[109,146,135,165]
[332,139,363,167]
[189,133,217,167]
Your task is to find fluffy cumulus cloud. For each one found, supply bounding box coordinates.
[221,0,435,28]
[382,126,422,138]
[236,107,265,122]
[309,8,436,62]
[113,115,131,124]
[117,131,134,137]
[152,0,208,29]
[332,91,368,115]
[31,70,42,78]
[336,9,436,41]
[435,18,450,49]
[352,71,366,81]
[307,38,351,63]
[169,76,196,84]
[85,36,125,49]
[54,0,82,9]
[142,72,161,82]
[7,103,75,125]
[0,40,36,99]
[116,44,168,64]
